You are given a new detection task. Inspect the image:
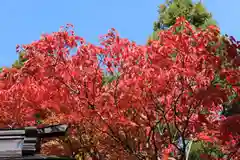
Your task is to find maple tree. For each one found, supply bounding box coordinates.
[0,19,239,160]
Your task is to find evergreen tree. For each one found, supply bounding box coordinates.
[149,0,217,41]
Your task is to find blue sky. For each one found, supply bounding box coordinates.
[0,0,239,67]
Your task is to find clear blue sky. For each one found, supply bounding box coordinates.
[0,0,239,67]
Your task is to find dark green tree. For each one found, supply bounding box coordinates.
[149,0,217,41]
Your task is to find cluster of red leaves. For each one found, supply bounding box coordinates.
[217,35,240,160]
[0,18,239,159]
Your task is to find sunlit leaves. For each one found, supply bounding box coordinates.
[0,17,239,159]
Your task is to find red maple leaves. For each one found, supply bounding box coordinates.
[0,17,239,159]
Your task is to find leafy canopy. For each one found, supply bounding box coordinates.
[149,0,217,41]
[0,19,239,159]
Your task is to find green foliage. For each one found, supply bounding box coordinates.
[102,73,120,85]
[188,141,225,160]
[12,51,27,69]
[150,0,217,41]
[34,113,43,125]
[188,141,204,160]
[222,101,240,117]
[155,0,216,29]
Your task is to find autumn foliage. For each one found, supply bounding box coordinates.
[0,18,239,160]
